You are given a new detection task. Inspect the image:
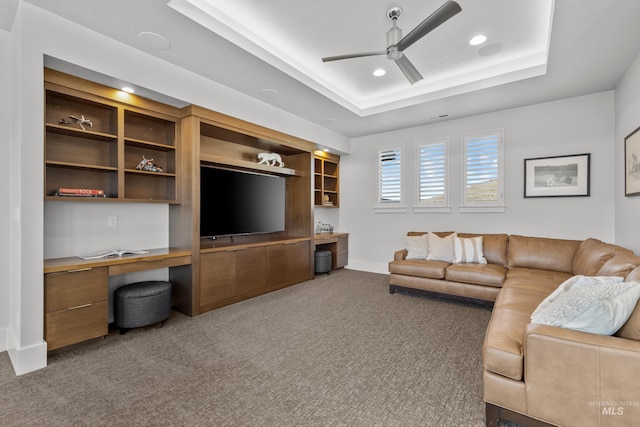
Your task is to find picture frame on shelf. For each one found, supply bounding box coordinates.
[524,153,590,198]
[625,126,640,196]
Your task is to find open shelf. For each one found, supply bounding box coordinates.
[44,71,180,204]
[200,153,298,177]
[314,151,340,207]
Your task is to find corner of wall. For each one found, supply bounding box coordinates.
[6,328,47,375]
[0,327,7,353]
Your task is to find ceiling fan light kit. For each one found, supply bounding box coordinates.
[322,0,462,85]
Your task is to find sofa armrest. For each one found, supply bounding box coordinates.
[523,323,640,426]
[394,249,407,261]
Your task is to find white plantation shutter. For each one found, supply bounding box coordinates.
[417,139,447,206]
[463,130,503,206]
[378,146,403,205]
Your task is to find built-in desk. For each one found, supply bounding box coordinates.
[314,233,348,270]
[43,248,191,350]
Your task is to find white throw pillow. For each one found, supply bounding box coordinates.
[426,232,457,263]
[530,275,640,335]
[453,236,487,264]
[404,235,428,260]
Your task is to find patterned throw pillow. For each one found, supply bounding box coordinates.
[426,232,457,263]
[404,235,428,260]
[531,275,640,335]
[453,236,487,264]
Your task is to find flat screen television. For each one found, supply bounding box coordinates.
[200,165,286,238]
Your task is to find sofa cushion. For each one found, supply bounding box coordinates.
[507,235,580,274]
[506,267,573,285]
[427,232,457,262]
[616,300,640,340]
[530,275,640,335]
[404,235,428,260]
[572,238,624,276]
[597,253,640,278]
[483,304,532,381]
[483,268,571,382]
[624,265,640,282]
[453,236,487,264]
[458,233,509,267]
[388,259,449,279]
[445,263,506,288]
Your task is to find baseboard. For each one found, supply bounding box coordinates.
[6,328,47,375]
[345,260,389,275]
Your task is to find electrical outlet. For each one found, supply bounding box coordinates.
[108,216,117,227]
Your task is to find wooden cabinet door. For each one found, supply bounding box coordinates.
[266,244,289,288]
[44,267,109,351]
[290,241,311,283]
[200,251,236,306]
[336,235,348,268]
[235,246,266,296]
[267,241,311,288]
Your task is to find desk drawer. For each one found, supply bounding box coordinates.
[45,267,108,313]
[45,301,108,351]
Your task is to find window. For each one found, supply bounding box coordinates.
[462,130,504,211]
[376,145,404,210]
[415,138,449,211]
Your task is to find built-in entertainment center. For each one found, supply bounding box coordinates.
[43,69,317,349]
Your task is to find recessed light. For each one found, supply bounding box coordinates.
[469,35,487,46]
[121,87,135,94]
[323,148,330,152]
[258,88,279,99]
[373,68,386,77]
[137,32,171,50]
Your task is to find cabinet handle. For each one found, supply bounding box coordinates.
[146,258,164,261]
[283,241,297,245]
[67,267,92,273]
[67,303,92,311]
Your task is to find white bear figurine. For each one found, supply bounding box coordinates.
[257,152,284,167]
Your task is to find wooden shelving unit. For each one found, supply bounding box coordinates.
[314,150,340,207]
[44,69,181,203]
[170,105,316,316]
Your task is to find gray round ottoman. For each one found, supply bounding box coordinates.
[315,250,332,275]
[114,281,172,334]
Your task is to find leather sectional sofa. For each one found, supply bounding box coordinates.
[388,232,640,427]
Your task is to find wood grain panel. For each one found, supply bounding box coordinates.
[45,267,108,313]
[45,301,108,351]
[266,244,289,288]
[200,251,236,306]
[235,247,266,295]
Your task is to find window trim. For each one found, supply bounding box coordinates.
[461,129,505,212]
[375,144,406,212]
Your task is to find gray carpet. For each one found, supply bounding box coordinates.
[1,269,496,426]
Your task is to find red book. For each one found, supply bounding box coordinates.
[56,188,105,195]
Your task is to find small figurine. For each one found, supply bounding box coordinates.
[136,156,163,172]
[59,115,93,131]
[257,152,285,167]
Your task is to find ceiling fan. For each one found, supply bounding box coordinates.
[321,1,462,84]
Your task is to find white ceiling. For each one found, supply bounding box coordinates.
[13,0,640,138]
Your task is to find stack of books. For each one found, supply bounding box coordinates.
[51,188,106,198]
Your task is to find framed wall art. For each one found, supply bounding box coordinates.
[524,153,590,198]
[625,126,640,196]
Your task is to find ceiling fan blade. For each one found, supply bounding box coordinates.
[322,51,386,62]
[395,55,423,84]
[396,0,462,52]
